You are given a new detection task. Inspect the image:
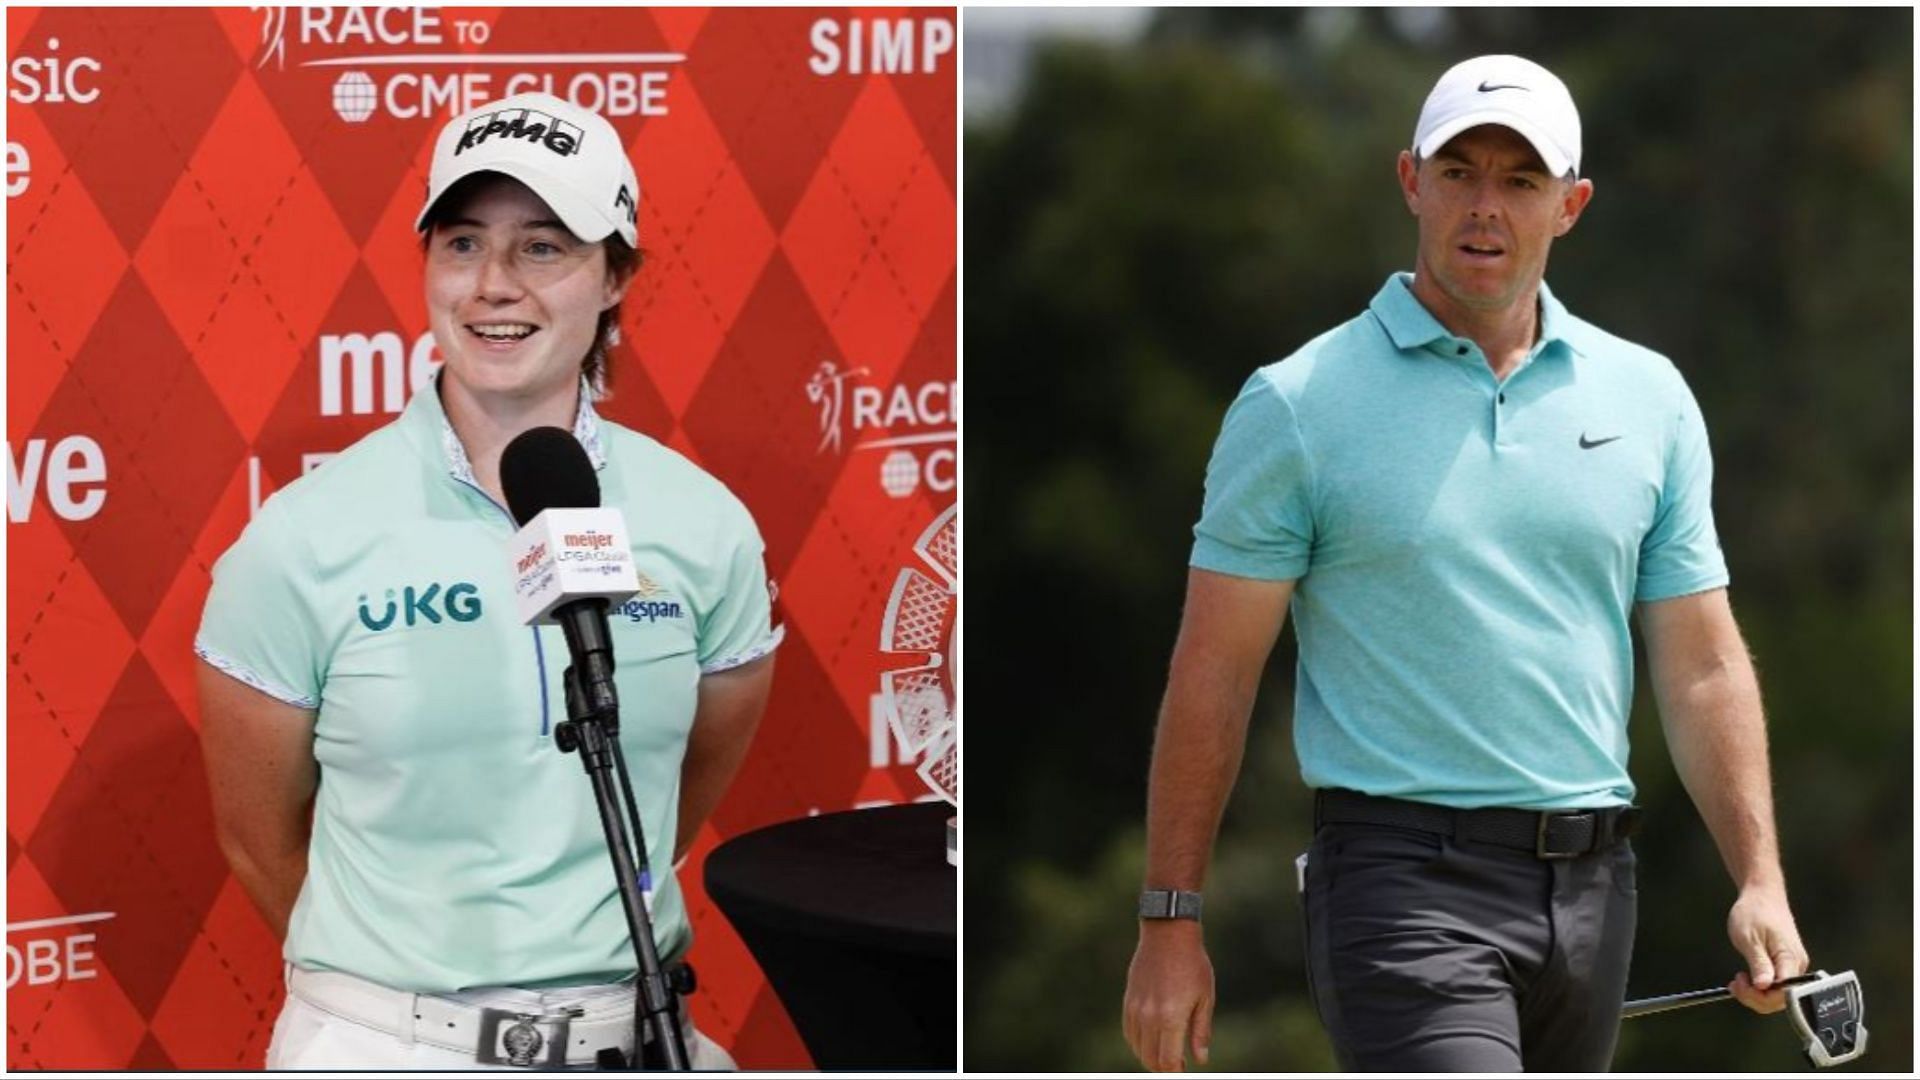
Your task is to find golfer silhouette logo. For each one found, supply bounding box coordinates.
[252,6,287,70]
[807,360,869,454]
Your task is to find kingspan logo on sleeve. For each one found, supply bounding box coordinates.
[456,106,584,158]
[358,582,484,631]
[617,572,685,624]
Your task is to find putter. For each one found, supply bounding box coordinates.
[1621,971,1823,1019]
[1623,969,1867,1068]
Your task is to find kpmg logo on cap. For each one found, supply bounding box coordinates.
[457,107,584,158]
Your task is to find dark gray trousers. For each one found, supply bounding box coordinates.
[1301,820,1637,1072]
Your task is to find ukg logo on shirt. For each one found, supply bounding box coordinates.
[358,582,483,631]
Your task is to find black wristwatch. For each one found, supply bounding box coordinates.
[1138,889,1203,921]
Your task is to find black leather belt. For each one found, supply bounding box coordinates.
[1314,788,1641,860]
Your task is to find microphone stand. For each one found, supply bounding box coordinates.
[553,599,690,1072]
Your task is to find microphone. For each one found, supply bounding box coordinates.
[499,428,689,1070]
[499,427,640,718]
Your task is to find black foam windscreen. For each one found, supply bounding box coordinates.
[499,426,601,526]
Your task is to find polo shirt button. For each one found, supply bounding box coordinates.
[1498,393,1506,404]
[1456,345,1468,356]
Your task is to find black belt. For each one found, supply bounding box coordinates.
[1314,788,1641,860]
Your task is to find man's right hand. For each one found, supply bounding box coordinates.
[1125,569,1293,1072]
[1123,921,1214,1072]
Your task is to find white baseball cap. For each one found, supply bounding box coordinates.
[416,91,640,247]
[1412,55,1582,178]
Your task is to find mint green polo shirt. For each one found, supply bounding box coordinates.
[196,372,781,992]
[1193,273,1727,810]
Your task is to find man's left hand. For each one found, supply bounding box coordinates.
[1725,884,1809,1014]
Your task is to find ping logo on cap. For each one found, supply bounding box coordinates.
[456,107,584,158]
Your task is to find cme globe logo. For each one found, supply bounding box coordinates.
[880,449,921,499]
[332,71,378,122]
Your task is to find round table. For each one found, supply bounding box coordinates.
[705,802,955,1070]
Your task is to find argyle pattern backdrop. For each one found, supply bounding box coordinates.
[7,7,955,1069]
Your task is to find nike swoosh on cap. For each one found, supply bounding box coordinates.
[1478,81,1529,93]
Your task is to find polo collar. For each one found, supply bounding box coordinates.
[402,369,610,489]
[1368,272,1583,358]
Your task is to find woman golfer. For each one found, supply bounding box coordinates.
[195,92,780,1069]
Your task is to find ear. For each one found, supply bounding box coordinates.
[1396,150,1422,216]
[1555,177,1595,237]
[601,255,635,310]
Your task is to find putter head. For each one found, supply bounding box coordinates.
[1785,970,1868,1068]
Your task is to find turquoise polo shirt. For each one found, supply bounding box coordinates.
[1193,273,1727,810]
[196,371,781,992]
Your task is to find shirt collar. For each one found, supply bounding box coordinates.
[1368,272,1584,358]
[406,369,610,487]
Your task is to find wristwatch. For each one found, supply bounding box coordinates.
[1137,889,1203,921]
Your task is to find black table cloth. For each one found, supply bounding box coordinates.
[705,802,955,1070]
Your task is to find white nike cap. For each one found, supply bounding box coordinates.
[417,92,640,247]
[1412,55,1582,179]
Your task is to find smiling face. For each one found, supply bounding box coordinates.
[1397,124,1593,316]
[423,173,627,408]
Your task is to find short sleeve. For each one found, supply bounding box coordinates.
[1635,377,1730,602]
[697,500,783,675]
[1190,372,1316,581]
[194,500,325,709]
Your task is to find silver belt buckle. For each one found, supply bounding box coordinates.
[476,1007,575,1068]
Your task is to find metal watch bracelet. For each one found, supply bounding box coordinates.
[1138,889,1203,921]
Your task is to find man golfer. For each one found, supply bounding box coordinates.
[1121,54,1809,1072]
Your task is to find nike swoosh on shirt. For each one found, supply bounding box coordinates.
[1579,434,1623,449]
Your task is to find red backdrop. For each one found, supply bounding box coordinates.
[6,6,955,1069]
